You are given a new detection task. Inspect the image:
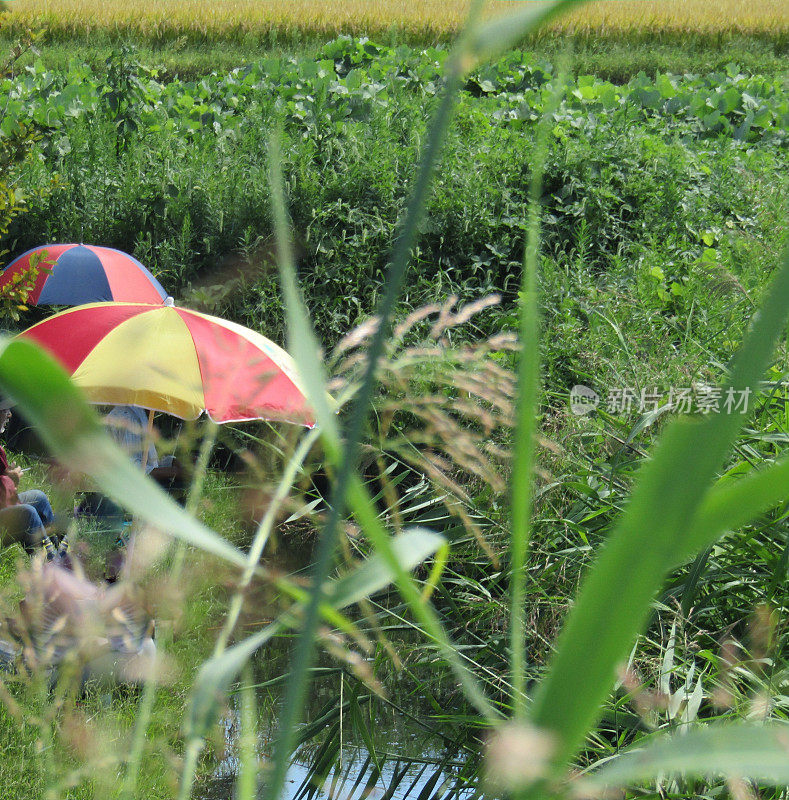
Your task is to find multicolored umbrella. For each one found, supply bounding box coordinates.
[0,244,168,306]
[18,300,314,426]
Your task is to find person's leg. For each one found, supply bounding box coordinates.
[75,491,124,521]
[0,503,46,550]
[150,457,188,502]
[16,490,54,528]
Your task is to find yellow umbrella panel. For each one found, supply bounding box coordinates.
[20,302,315,426]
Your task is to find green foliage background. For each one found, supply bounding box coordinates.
[0,6,787,800]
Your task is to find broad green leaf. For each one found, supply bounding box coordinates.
[588,723,789,788]
[0,338,246,567]
[678,452,789,564]
[327,527,446,607]
[531,246,789,771]
[674,452,789,615]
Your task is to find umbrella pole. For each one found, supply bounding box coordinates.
[141,409,155,473]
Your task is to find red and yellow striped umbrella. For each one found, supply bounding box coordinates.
[19,301,315,426]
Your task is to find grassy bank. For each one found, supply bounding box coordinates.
[0,460,249,799]
[4,38,786,360]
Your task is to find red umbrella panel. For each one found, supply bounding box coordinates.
[19,302,316,427]
[0,244,168,306]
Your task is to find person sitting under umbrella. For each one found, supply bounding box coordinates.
[104,405,186,495]
[105,404,159,472]
[74,405,186,582]
[75,404,187,523]
[0,396,61,559]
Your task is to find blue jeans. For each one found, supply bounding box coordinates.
[0,490,55,550]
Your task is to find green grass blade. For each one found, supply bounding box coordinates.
[261,131,349,800]
[588,723,789,788]
[509,103,541,722]
[118,649,159,800]
[0,338,247,567]
[236,665,259,800]
[268,135,339,445]
[679,546,713,618]
[531,246,789,770]
[678,452,789,563]
[510,58,567,718]
[467,0,582,66]
[261,4,491,796]
[673,452,789,613]
[260,2,585,791]
[326,527,445,607]
[213,426,321,656]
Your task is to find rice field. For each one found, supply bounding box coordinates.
[2,0,787,43]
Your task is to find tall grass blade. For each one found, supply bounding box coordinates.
[348,688,381,774]
[118,649,159,800]
[268,135,339,444]
[588,723,789,787]
[467,0,581,66]
[263,129,348,800]
[213,426,321,656]
[509,57,566,718]
[531,247,789,770]
[236,665,259,800]
[680,546,713,617]
[262,2,494,796]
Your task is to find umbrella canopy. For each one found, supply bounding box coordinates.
[19,301,314,426]
[0,244,168,306]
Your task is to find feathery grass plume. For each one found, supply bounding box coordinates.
[328,295,528,565]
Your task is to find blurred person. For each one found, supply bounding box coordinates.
[105,404,159,473]
[76,404,186,521]
[0,558,156,684]
[0,396,60,559]
[104,405,186,497]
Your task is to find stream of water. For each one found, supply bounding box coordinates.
[198,695,472,800]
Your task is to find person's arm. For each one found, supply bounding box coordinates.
[5,463,23,486]
[0,447,22,486]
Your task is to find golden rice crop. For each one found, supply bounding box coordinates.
[1,0,787,42]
